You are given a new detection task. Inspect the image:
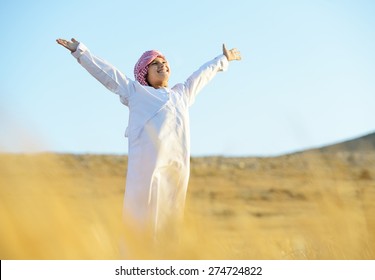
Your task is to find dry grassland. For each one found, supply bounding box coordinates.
[0,151,374,259]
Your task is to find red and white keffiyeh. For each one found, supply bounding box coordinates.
[134,50,165,86]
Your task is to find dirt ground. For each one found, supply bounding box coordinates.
[0,150,374,259]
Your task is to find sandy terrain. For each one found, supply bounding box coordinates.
[1,134,374,259]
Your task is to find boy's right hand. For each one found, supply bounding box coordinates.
[56,38,79,52]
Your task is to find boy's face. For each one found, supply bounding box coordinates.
[147,57,170,88]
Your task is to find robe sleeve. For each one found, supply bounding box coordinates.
[71,43,133,106]
[181,54,229,106]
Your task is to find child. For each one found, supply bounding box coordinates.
[56,38,241,239]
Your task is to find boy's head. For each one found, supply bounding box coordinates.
[134,50,170,88]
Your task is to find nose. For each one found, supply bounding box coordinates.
[158,63,168,72]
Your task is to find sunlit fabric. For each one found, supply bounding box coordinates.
[72,43,228,236]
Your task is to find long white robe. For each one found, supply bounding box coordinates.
[72,44,228,236]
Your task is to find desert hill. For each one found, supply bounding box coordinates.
[0,132,374,259]
[303,131,375,154]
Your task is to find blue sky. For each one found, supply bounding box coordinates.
[1,0,375,156]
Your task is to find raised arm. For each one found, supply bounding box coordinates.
[180,44,241,106]
[56,38,133,106]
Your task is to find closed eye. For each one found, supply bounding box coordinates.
[150,61,167,67]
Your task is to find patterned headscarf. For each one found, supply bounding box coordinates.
[134,50,166,86]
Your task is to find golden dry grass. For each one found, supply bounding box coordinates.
[0,151,374,259]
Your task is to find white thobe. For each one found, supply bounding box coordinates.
[72,44,228,236]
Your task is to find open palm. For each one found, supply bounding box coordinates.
[56,38,79,52]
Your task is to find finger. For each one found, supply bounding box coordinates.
[233,49,241,58]
[56,39,66,46]
[223,43,227,53]
[231,50,241,60]
[71,38,78,43]
[56,39,71,50]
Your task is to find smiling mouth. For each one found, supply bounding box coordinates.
[157,69,169,73]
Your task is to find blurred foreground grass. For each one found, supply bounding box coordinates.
[0,152,374,259]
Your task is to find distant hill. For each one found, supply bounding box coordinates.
[307,131,375,154]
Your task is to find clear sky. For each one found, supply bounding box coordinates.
[1,0,375,156]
